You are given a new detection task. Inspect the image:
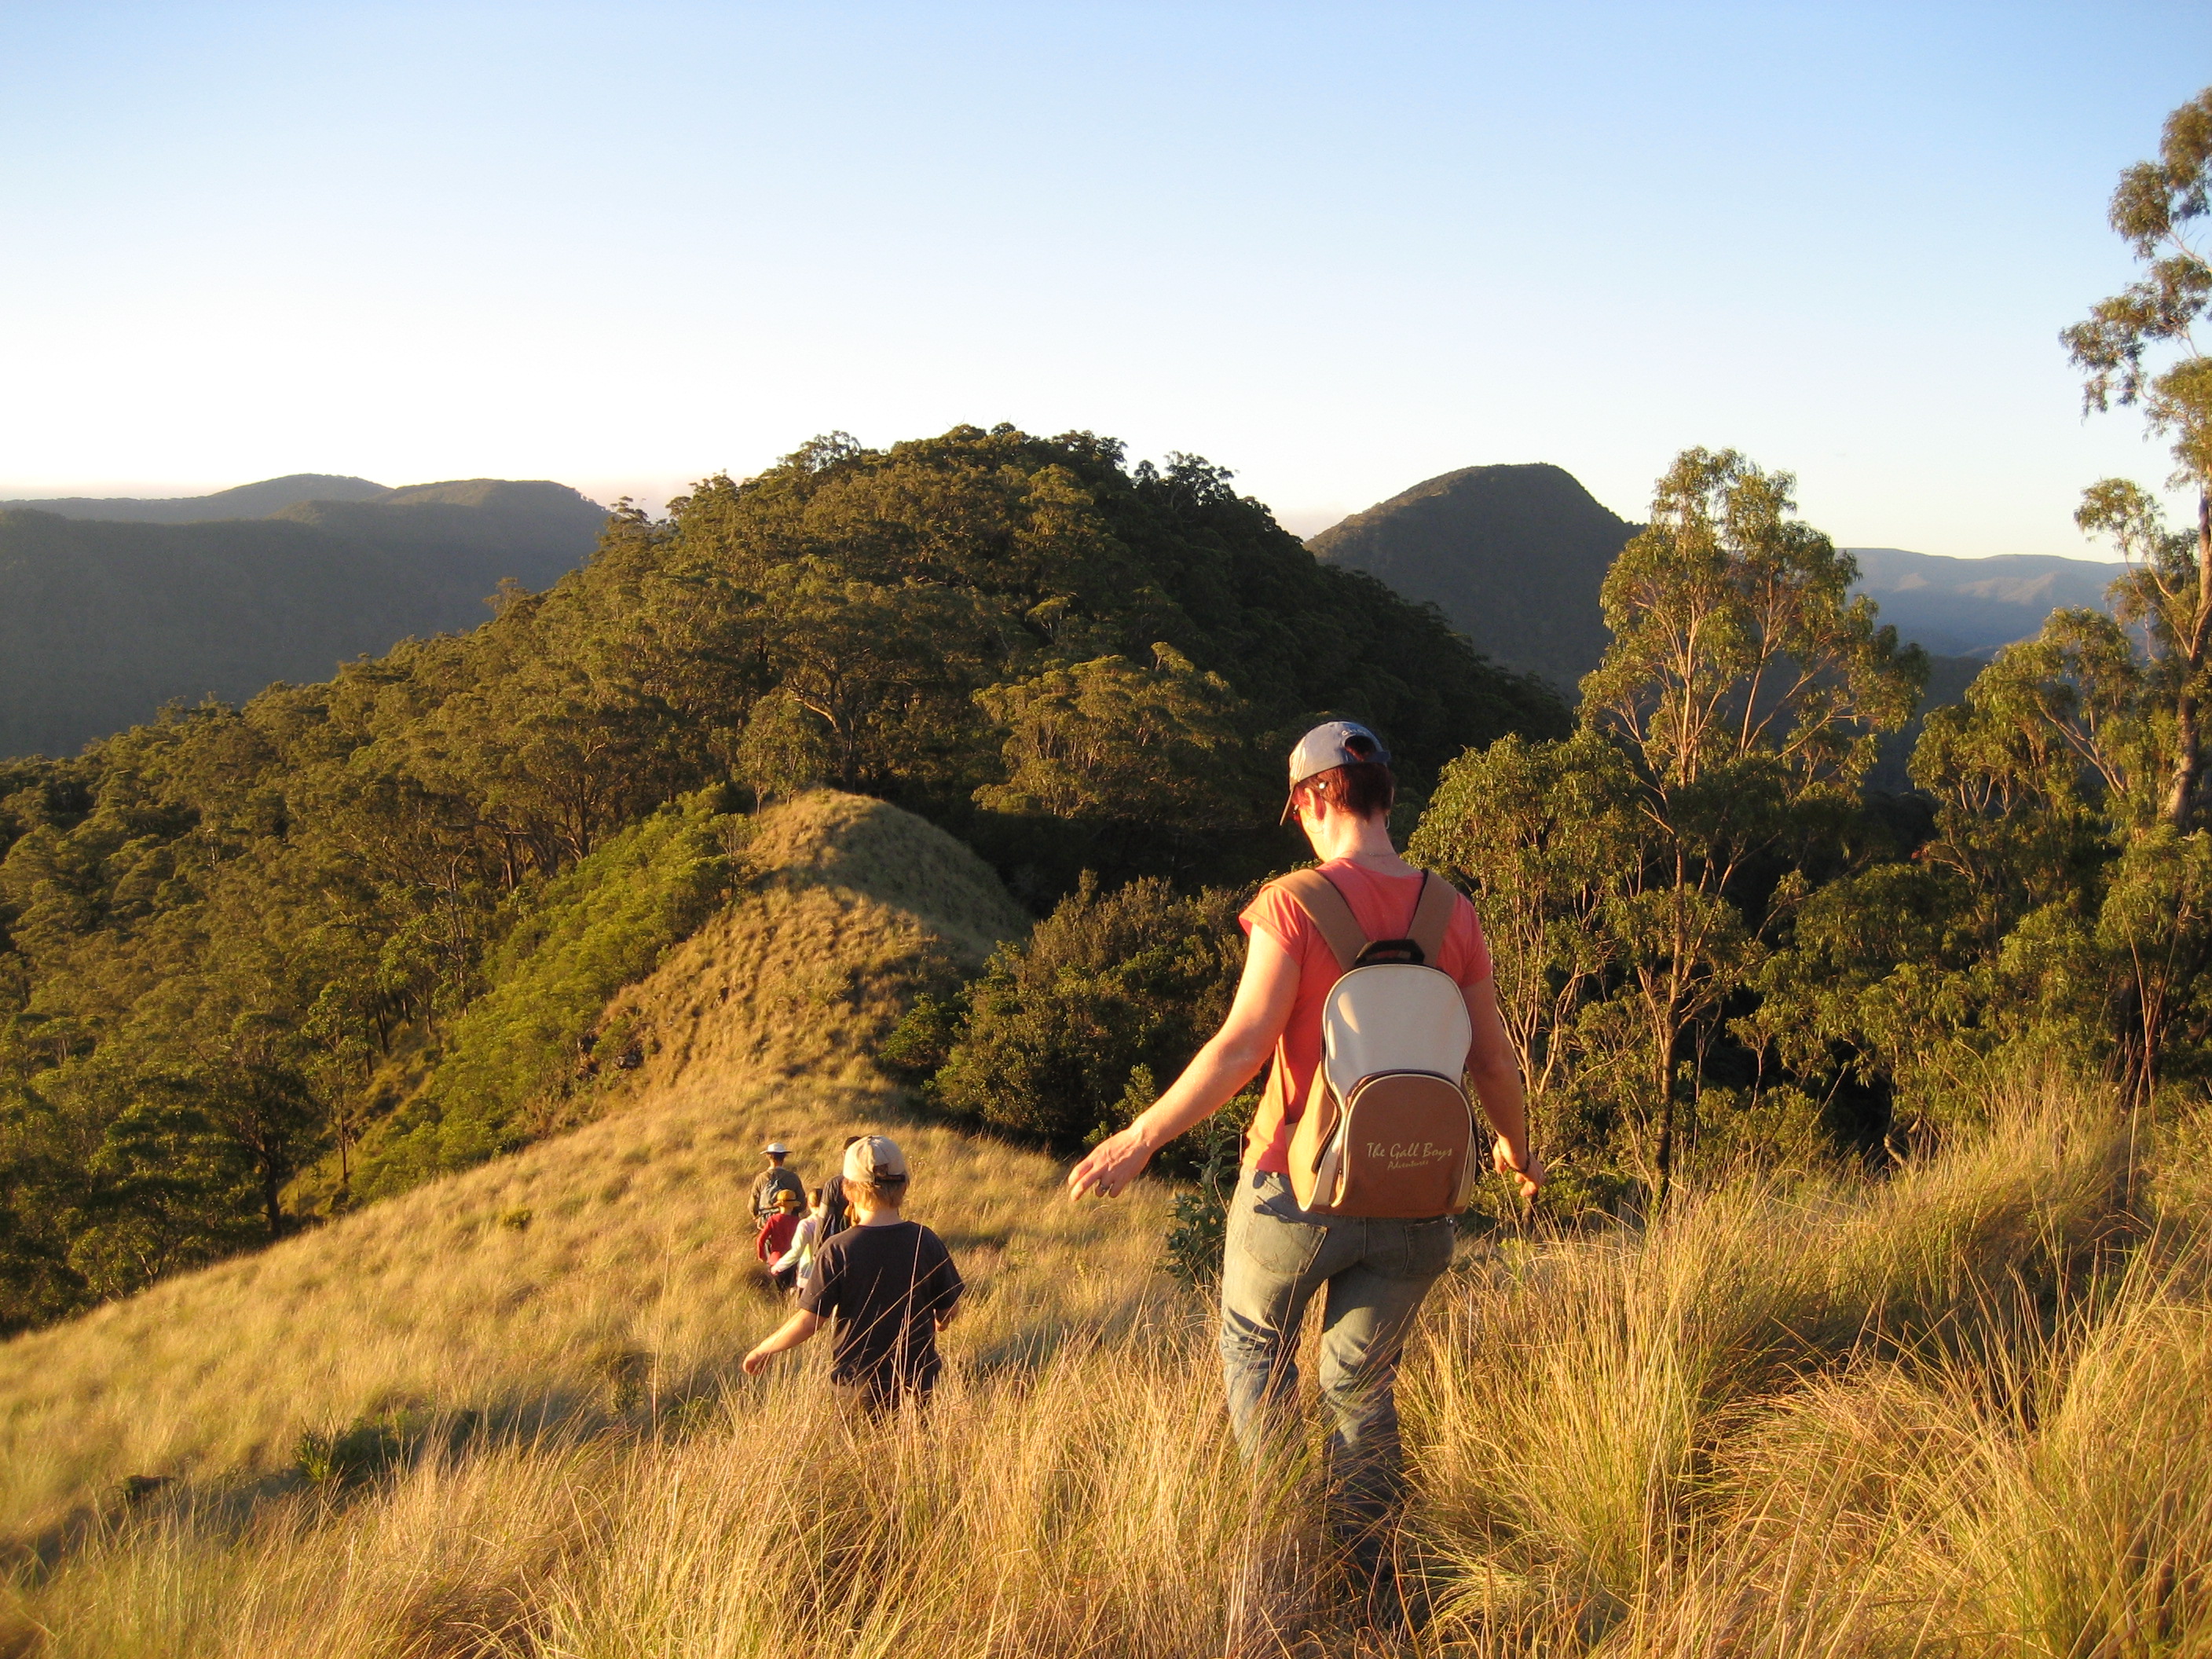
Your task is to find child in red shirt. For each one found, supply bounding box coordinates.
[755,1188,804,1291]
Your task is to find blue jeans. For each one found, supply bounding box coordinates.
[1218,1169,1456,1526]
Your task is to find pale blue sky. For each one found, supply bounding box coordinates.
[2,2,2207,554]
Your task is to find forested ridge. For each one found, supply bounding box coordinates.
[1,473,390,522]
[0,424,1563,1333]
[1309,461,1640,690]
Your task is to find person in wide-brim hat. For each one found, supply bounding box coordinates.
[750,1141,804,1221]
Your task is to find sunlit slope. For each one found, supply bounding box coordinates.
[597,787,1031,1099]
[0,792,1132,1539]
[350,787,1035,1190]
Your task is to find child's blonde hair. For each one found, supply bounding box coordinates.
[850,1174,908,1211]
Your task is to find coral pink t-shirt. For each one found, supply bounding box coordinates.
[1238,860,1492,1175]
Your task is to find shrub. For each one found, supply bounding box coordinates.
[294,1418,403,1490]
[930,876,1247,1155]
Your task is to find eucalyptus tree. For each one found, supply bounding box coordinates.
[1756,614,2142,1129]
[2064,86,2212,828]
[1861,84,2212,1098]
[1409,730,1645,1185]
[1418,449,1923,1196]
[972,643,1259,879]
[1580,449,1924,1188]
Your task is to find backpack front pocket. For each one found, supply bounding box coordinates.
[1328,1072,1475,1219]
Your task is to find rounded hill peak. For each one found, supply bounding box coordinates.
[1306,462,1640,690]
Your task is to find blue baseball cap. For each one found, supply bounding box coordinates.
[1282,720,1390,822]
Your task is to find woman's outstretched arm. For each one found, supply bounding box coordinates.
[1065,927,1301,1200]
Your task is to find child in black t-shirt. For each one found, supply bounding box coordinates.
[742,1134,962,1412]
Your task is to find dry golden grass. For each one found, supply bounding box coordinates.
[1405,1082,2190,1654]
[0,1077,1166,1542]
[11,1084,2212,1658]
[5,793,2211,1656]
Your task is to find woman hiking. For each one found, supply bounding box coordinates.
[1068,720,1541,1626]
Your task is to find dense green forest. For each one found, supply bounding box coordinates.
[0,425,1563,1332]
[916,433,2209,1225]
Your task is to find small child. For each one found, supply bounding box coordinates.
[755,1188,804,1291]
[742,1135,962,1412]
[771,1186,827,1299]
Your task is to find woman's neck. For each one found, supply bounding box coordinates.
[1304,807,1412,870]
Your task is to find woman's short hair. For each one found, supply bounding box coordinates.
[1296,759,1396,820]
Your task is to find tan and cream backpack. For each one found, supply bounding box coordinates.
[1278,869,1478,1219]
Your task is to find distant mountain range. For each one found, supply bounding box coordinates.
[3,473,394,522]
[1307,463,2122,690]
[5,457,2130,769]
[1843,548,2118,659]
[0,476,609,757]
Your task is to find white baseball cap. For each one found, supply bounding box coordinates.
[1281,720,1391,822]
[842,1134,908,1184]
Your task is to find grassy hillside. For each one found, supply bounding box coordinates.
[0,480,607,757]
[346,789,1032,1200]
[0,789,1072,1540]
[588,789,1032,1097]
[2,790,2205,1652]
[6,1072,2205,1655]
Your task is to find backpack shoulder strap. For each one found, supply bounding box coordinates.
[1274,869,1369,972]
[1407,870,1459,967]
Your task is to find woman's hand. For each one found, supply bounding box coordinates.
[1493,1136,1544,1203]
[1064,926,1295,1203]
[1067,1125,1154,1200]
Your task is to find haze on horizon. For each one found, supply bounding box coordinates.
[3,2,2207,557]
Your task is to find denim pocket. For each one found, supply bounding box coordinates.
[1370,1216,1456,1280]
[1251,1170,1309,1222]
[1238,1174,1327,1277]
[1407,1216,1456,1277]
